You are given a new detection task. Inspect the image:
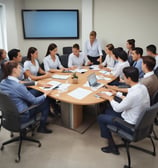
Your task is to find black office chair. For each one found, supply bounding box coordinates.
[58,54,69,68]
[102,50,106,62]
[154,67,158,77]
[151,90,158,139]
[107,103,158,168]
[0,92,41,163]
[63,47,72,55]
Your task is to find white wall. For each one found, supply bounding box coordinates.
[94,0,158,53]
[0,0,20,50]
[17,0,82,61]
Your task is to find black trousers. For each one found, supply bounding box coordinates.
[87,55,100,65]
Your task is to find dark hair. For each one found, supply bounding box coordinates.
[142,56,156,71]
[132,47,143,56]
[123,66,139,82]
[27,47,37,60]
[3,61,18,78]
[127,39,135,49]
[106,44,114,51]
[90,31,97,37]
[0,49,5,60]
[45,43,57,56]
[8,49,20,60]
[146,44,157,54]
[72,43,80,50]
[112,47,128,61]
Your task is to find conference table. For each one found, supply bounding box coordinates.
[30,66,116,133]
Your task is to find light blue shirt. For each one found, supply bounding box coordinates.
[133,59,144,78]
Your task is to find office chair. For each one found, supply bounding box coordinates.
[63,46,72,55]
[154,67,158,77]
[107,103,158,168]
[0,92,41,163]
[151,90,158,140]
[58,54,69,68]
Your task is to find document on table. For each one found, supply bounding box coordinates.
[39,81,61,90]
[52,74,70,80]
[68,87,92,100]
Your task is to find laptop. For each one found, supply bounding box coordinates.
[87,73,103,88]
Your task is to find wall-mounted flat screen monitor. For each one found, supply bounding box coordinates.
[21,9,79,39]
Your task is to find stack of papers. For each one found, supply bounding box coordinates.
[68,88,92,100]
[52,74,70,80]
[39,81,61,90]
[96,75,111,81]
[90,65,100,70]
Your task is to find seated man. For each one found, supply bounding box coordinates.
[132,47,144,78]
[146,44,158,70]
[97,67,150,155]
[140,56,158,99]
[68,43,89,69]
[0,61,52,133]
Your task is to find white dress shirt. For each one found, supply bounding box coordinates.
[84,39,102,57]
[24,60,39,76]
[43,55,63,72]
[68,52,88,67]
[154,55,158,70]
[143,71,154,78]
[111,61,129,79]
[8,76,19,83]
[102,54,115,67]
[110,83,150,125]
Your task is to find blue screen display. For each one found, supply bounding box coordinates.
[22,10,79,39]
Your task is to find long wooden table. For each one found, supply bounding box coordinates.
[30,67,116,132]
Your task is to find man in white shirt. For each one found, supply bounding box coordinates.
[84,31,103,65]
[97,67,150,155]
[68,43,88,68]
[146,44,158,70]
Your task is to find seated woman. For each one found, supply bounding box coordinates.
[43,43,65,72]
[0,61,52,133]
[110,48,129,79]
[99,44,115,70]
[126,39,135,66]
[68,43,89,69]
[0,49,7,81]
[24,47,51,81]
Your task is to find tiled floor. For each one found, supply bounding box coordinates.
[0,120,158,168]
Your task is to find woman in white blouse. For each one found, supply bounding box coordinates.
[43,43,64,73]
[68,43,88,69]
[107,48,129,79]
[24,47,51,81]
[100,44,115,70]
[84,31,103,65]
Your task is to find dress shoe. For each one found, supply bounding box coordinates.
[37,126,53,134]
[101,145,120,155]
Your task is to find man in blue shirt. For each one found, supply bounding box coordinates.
[132,47,144,78]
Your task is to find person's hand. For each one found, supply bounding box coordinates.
[97,57,102,63]
[44,89,53,97]
[104,67,111,72]
[99,64,104,69]
[106,85,119,91]
[96,92,113,101]
[87,60,93,65]
[44,72,52,78]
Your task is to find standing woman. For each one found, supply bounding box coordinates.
[0,49,7,81]
[84,31,103,65]
[43,43,65,72]
[126,39,135,66]
[24,47,51,81]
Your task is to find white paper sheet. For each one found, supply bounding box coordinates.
[52,74,70,80]
[68,87,92,100]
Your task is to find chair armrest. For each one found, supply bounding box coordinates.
[113,117,135,132]
[20,104,40,115]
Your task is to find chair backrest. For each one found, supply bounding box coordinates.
[134,102,158,141]
[63,47,72,55]
[58,54,69,68]
[0,92,21,132]
[151,89,158,105]
[154,66,158,77]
